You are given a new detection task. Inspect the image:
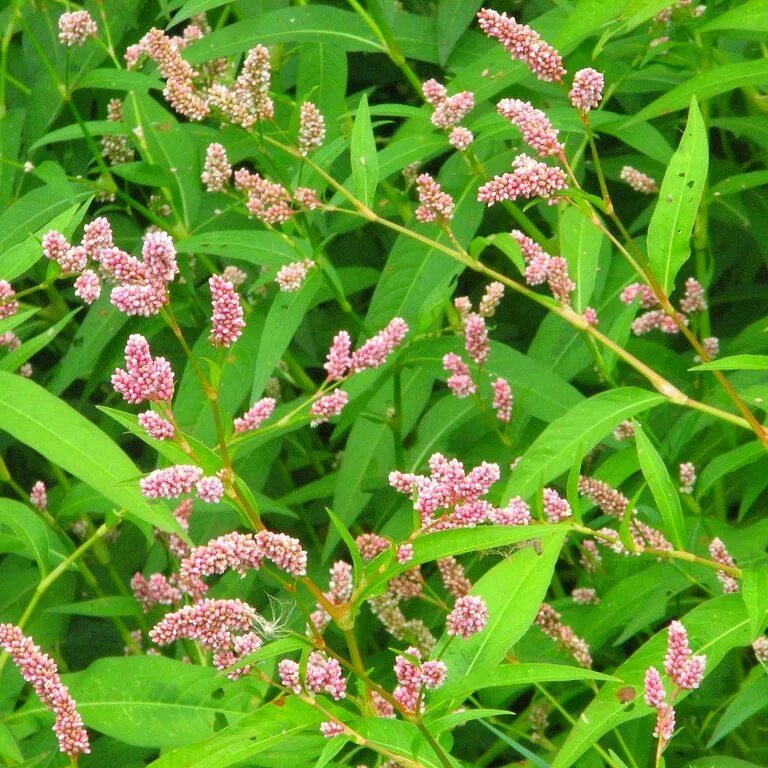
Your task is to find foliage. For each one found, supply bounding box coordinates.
[0,1,767,767]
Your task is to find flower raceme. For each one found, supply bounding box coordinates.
[112,334,175,404]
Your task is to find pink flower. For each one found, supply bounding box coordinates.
[546,257,575,303]
[654,703,676,746]
[131,572,181,612]
[569,68,604,112]
[708,537,739,593]
[572,587,599,605]
[320,721,344,738]
[464,313,490,365]
[397,544,414,564]
[644,666,666,707]
[492,377,513,422]
[299,102,326,155]
[578,476,628,518]
[214,631,263,680]
[74,270,102,304]
[82,217,114,259]
[256,529,308,576]
[449,126,474,151]
[111,334,175,404]
[479,282,504,317]
[415,174,455,222]
[664,620,706,689]
[477,8,566,82]
[679,462,696,494]
[209,274,245,347]
[29,481,47,510]
[278,659,302,693]
[489,497,531,526]
[201,143,232,192]
[196,475,224,503]
[150,598,256,650]
[350,317,409,373]
[58,10,97,46]
[324,331,352,381]
[222,265,247,287]
[138,410,175,440]
[620,166,658,194]
[701,336,719,359]
[497,98,563,157]
[0,624,90,757]
[180,531,264,593]
[233,45,275,123]
[356,532,390,561]
[478,154,568,205]
[140,465,203,499]
[680,277,707,314]
[432,91,475,129]
[305,652,347,699]
[446,595,488,638]
[620,283,658,308]
[444,352,476,398]
[438,556,473,597]
[234,398,276,434]
[543,488,572,522]
[0,280,18,320]
[310,390,349,426]
[275,259,315,292]
[535,603,592,667]
[583,306,599,326]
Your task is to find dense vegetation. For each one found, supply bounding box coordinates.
[0,1,767,767]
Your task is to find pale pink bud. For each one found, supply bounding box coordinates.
[492,377,513,422]
[196,475,225,504]
[234,398,276,434]
[58,10,97,46]
[74,270,102,304]
[209,274,245,347]
[138,410,175,440]
[415,174,455,222]
[569,68,604,112]
[324,331,352,380]
[497,98,563,157]
[30,481,47,510]
[222,265,247,287]
[446,595,488,638]
[201,143,232,192]
[299,102,326,156]
[140,465,203,499]
[620,166,658,194]
[310,390,349,426]
[275,259,315,292]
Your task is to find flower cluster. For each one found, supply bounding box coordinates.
[58,10,98,47]
[497,99,563,157]
[623,277,706,337]
[569,68,604,112]
[209,274,246,347]
[392,646,448,712]
[620,165,658,194]
[234,397,276,434]
[275,259,316,292]
[279,651,347,699]
[535,603,592,667]
[478,154,568,206]
[112,335,175,404]
[511,230,575,303]
[708,537,739,594]
[679,461,696,494]
[0,624,90,757]
[645,620,706,754]
[101,98,135,165]
[422,78,475,149]
[415,174,455,223]
[298,102,326,156]
[201,143,232,192]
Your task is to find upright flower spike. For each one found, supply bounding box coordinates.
[298,102,326,155]
[234,398,276,433]
[478,154,568,205]
[310,390,349,426]
[680,277,707,314]
[58,10,98,46]
[201,143,232,192]
[138,410,175,440]
[29,481,47,510]
[209,274,246,347]
[569,68,604,112]
[479,282,504,317]
[492,377,513,422]
[0,625,90,757]
[497,99,563,157]
[74,270,102,304]
[543,488,572,522]
[350,317,409,373]
[449,126,474,151]
[324,331,352,381]
[535,603,592,667]
[102,98,135,165]
[464,313,490,365]
[415,174,455,223]
[679,462,696,494]
[708,537,739,593]
[443,353,476,398]
[477,8,566,82]
[112,334,175,404]
[446,595,489,638]
[664,620,706,689]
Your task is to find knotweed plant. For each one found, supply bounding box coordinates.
[0,2,765,767]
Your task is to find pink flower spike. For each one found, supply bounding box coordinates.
[644,666,666,708]
[209,274,245,347]
[449,126,474,151]
[397,544,414,564]
[679,462,696,494]
[415,174,455,223]
[654,702,676,747]
[446,595,488,638]
[202,143,232,192]
[179,531,264,592]
[310,390,349,426]
[74,270,102,304]
[324,331,352,381]
[196,475,225,504]
[30,481,47,510]
[140,465,203,499]
[349,317,409,373]
[0,624,90,757]
[320,721,344,738]
[479,281,505,317]
[569,68,604,112]
[464,313,490,365]
[42,230,72,266]
[543,488,572,522]
[432,91,475,129]
[82,217,114,259]
[620,166,658,194]
[275,259,315,292]
[478,154,568,205]
[142,230,178,284]
[477,8,566,82]
[0,280,19,320]
[422,79,448,105]
[490,497,531,526]
[492,377,513,422]
[497,98,563,157]
[664,620,694,684]
[708,537,739,594]
[131,572,182,612]
[256,530,308,577]
[138,410,175,440]
[58,10,97,46]
[234,397,276,434]
[111,334,175,404]
[299,102,326,156]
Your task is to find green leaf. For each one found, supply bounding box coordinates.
[742,567,768,637]
[326,507,364,582]
[251,271,321,400]
[73,68,163,92]
[701,0,768,34]
[0,308,80,372]
[349,717,451,768]
[709,171,768,199]
[646,97,708,294]
[361,524,569,601]
[437,0,482,65]
[708,675,768,746]
[0,498,50,576]
[0,723,22,763]
[65,656,245,748]
[559,206,604,313]
[690,354,768,372]
[0,373,180,534]
[184,7,383,63]
[350,93,378,208]
[698,442,765,496]
[551,595,760,768]
[31,120,128,150]
[169,0,234,26]
[634,422,686,549]
[176,230,309,269]
[625,61,768,125]
[505,388,665,501]
[435,662,616,710]
[45,596,143,617]
[435,535,567,703]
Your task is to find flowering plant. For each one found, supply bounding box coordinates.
[0,1,766,767]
